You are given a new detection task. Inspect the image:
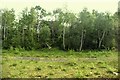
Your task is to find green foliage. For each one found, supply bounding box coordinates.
[1,6,117,51]
[14,48,20,54]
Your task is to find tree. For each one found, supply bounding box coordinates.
[78,8,93,51]
[1,9,15,49]
[1,7,116,51]
[34,6,46,44]
[94,12,114,50]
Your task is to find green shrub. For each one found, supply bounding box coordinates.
[10,46,14,51]
[68,50,74,54]
[18,47,25,51]
[14,48,20,54]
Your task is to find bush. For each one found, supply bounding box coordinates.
[68,49,75,54]
[18,46,25,51]
[14,48,20,54]
[10,46,14,51]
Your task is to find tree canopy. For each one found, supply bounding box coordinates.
[1,6,118,51]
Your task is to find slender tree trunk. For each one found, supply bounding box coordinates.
[52,24,55,44]
[3,26,5,40]
[46,42,51,49]
[79,30,84,51]
[37,21,40,42]
[98,31,106,49]
[22,28,24,46]
[37,33,39,42]
[3,19,7,40]
[31,26,34,44]
[3,26,6,48]
[63,26,65,50]
[37,14,40,42]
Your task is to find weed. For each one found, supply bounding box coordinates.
[75,72,84,78]
[44,75,48,78]
[1,62,4,65]
[22,66,25,69]
[61,68,66,71]
[56,56,60,58]
[106,70,113,74]
[94,72,100,75]
[20,61,22,63]
[97,61,103,64]
[85,74,90,77]
[35,67,41,71]
[36,55,40,57]
[36,75,42,77]
[81,66,85,69]
[10,63,17,67]
[48,65,53,69]
[44,55,49,57]
[99,66,106,68]
[55,67,58,69]
[65,62,77,66]
[48,72,54,75]
[35,61,38,63]
[90,67,94,69]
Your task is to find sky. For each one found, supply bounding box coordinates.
[0,0,119,16]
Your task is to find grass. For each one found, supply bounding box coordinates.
[1,48,118,78]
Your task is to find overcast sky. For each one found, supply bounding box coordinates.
[0,0,119,15]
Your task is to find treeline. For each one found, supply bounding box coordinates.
[0,6,118,51]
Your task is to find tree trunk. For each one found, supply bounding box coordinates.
[3,19,7,40]
[79,30,84,51]
[46,42,51,49]
[98,31,106,49]
[37,21,40,42]
[52,24,55,44]
[3,26,5,40]
[31,26,34,44]
[63,26,65,50]
[22,28,24,46]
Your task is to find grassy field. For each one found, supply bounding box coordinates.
[1,48,118,78]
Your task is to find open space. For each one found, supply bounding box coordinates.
[1,49,118,78]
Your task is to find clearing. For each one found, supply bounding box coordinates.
[1,49,118,78]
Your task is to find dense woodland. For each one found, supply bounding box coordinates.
[0,6,119,51]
